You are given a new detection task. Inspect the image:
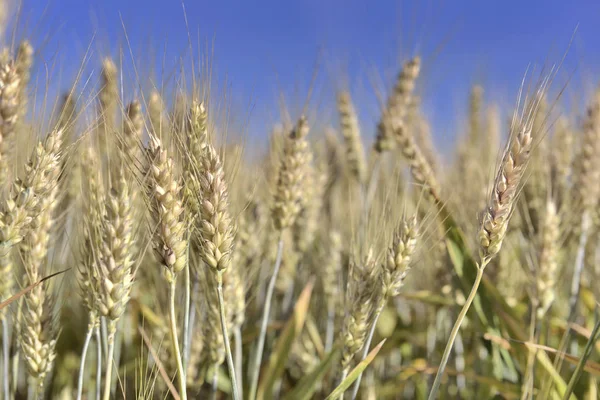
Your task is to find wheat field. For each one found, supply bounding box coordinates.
[0,1,599,399]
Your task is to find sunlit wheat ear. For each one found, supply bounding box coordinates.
[0,61,20,190]
[0,128,63,325]
[122,100,144,166]
[98,58,118,154]
[550,116,573,206]
[96,171,136,332]
[15,40,33,117]
[292,162,326,254]
[382,215,419,297]
[148,89,166,138]
[394,120,441,203]
[19,127,64,392]
[183,100,208,220]
[194,141,235,273]
[536,198,559,319]
[145,135,187,282]
[322,229,343,303]
[575,89,600,213]
[57,91,77,148]
[340,252,379,373]
[0,62,19,318]
[226,265,245,330]
[0,126,64,247]
[204,271,226,363]
[272,116,312,231]
[407,96,437,171]
[78,146,105,327]
[479,87,542,264]
[374,56,421,153]
[337,90,367,184]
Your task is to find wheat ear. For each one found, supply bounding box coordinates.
[429,79,545,399]
[248,116,312,400]
[145,135,188,400]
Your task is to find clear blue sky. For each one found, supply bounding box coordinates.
[16,0,600,151]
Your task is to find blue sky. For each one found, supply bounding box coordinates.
[13,0,600,152]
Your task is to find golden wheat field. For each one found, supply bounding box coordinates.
[0,0,600,399]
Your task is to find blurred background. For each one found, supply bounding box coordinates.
[7,0,600,152]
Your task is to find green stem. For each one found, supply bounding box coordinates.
[350,301,385,400]
[76,324,95,400]
[563,309,600,400]
[102,331,116,400]
[337,368,349,400]
[216,272,240,400]
[248,237,284,400]
[169,279,187,400]
[428,264,486,400]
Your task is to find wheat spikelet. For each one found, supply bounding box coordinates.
[96,171,135,333]
[575,89,600,212]
[98,58,118,154]
[122,100,144,166]
[550,116,573,208]
[0,128,64,246]
[0,129,63,324]
[536,198,559,318]
[340,252,379,371]
[19,128,64,391]
[322,229,342,303]
[407,96,437,171]
[145,136,187,282]
[337,91,367,184]
[15,40,33,118]
[148,90,165,138]
[193,139,235,273]
[394,121,441,203]
[204,271,226,366]
[0,61,20,190]
[272,116,312,231]
[183,101,208,222]
[374,56,421,152]
[77,146,105,328]
[479,89,541,262]
[382,215,418,297]
[292,161,325,254]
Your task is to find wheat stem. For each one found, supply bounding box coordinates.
[217,272,240,400]
[102,332,115,400]
[350,301,385,400]
[563,308,600,400]
[325,301,335,354]
[234,326,243,399]
[2,318,9,400]
[95,327,102,400]
[428,262,487,399]
[10,300,21,398]
[182,261,191,375]
[337,368,349,400]
[210,368,218,400]
[76,325,94,400]
[168,279,187,400]
[248,237,284,400]
[568,211,591,321]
